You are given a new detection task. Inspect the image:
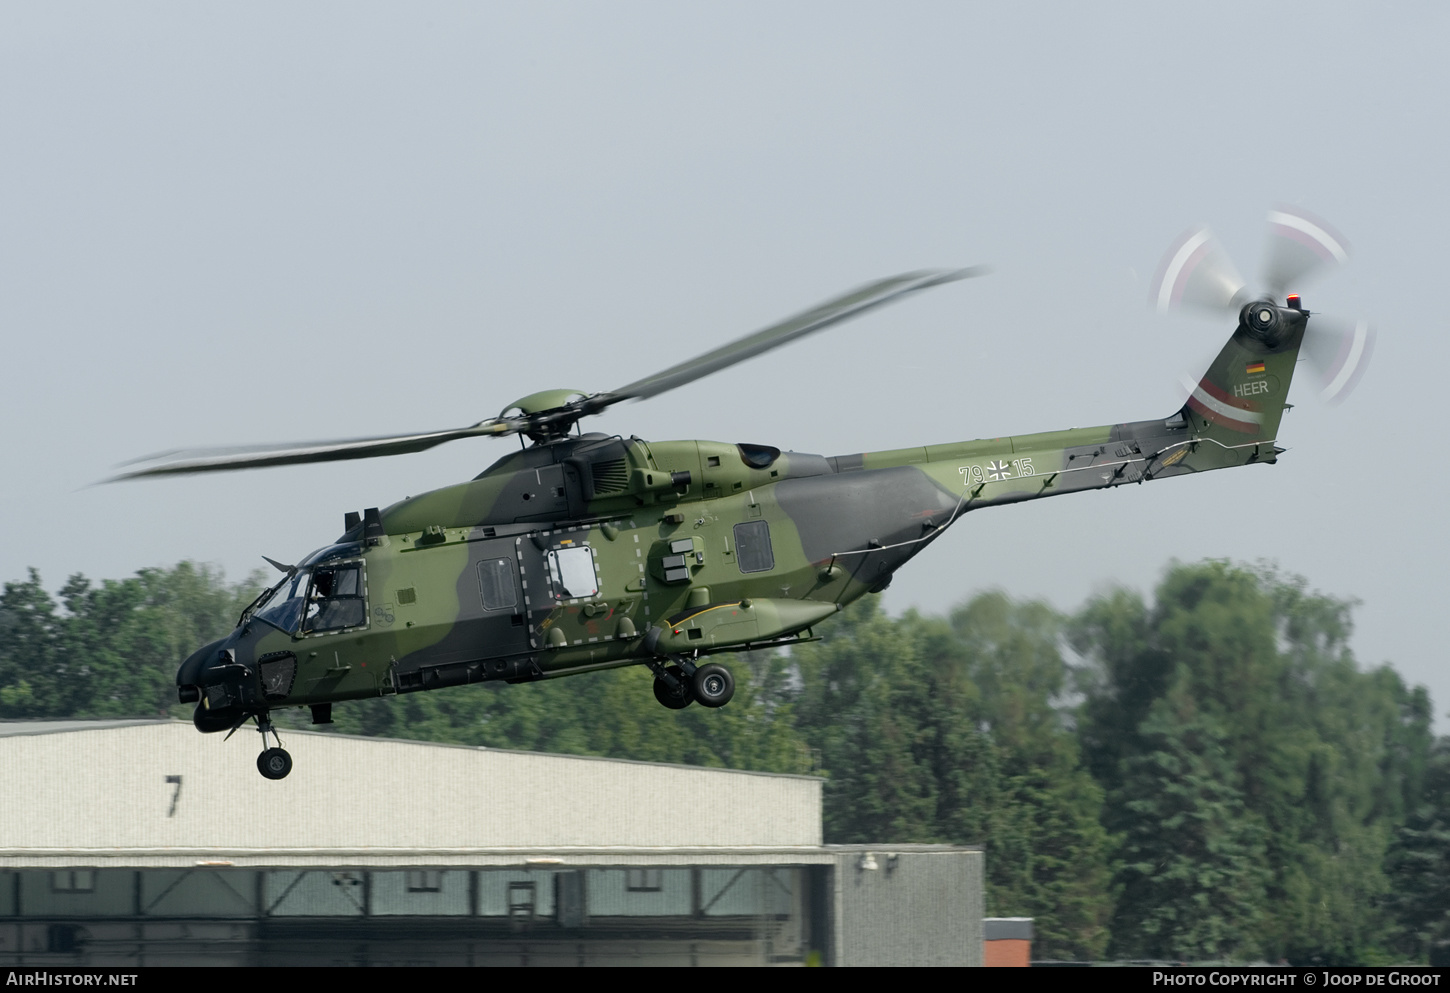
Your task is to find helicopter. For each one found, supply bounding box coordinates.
[118,207,1371,779]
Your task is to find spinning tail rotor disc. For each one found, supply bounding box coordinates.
[1263,205,1350,301]
[1151,225,1248,315]
[1151,206,1373,405]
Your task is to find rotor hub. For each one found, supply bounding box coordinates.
[1240,300,1286,345]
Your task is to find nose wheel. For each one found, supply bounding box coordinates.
[254,714,293,780]
[258,747,293,780]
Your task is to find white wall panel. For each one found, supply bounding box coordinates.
[0,721,820,858]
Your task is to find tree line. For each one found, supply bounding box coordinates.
[0,558,1445,963]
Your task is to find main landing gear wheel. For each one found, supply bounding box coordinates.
[693,663,735,708]
[258,747,293,780]
[652,664,695,710]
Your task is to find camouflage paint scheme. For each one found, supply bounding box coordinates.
[178,303,1306,739]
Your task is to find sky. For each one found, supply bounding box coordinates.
[2,2,1446,721]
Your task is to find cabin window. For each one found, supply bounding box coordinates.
[51,871,95,894]
[508,881,537,921]
[547,545,599,600]
[477,557,517,611]
[303,563,367,633]
[626,868,663,892]
[406,870,443,893]
[734,521,774,574]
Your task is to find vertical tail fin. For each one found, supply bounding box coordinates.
[1181,303,1306,445]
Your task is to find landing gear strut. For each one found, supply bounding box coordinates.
[254,714,292,780]
[651,663,695,710]
[647,656,735,710]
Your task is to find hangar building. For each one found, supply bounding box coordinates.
[0,720,983,967]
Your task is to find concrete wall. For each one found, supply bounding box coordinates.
[0,865,820,967]
[0,724,984,967]
[833,848,984,968]
[0,722,820,857]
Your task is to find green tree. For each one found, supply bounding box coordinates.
[1109,682,1268,960]
[793,593,1113,959]
[793,599,946,840]
[0,569,64,716]
[1385,739,1450,964]
[1073,561,1432,964]
[0,563,261,720]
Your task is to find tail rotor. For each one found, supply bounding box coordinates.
[1263,205,1350,300]
[1301,313,1375,405]
[1151,205,1373,405]
[1151,226,1249,315]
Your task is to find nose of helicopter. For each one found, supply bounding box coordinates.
[177,630,269,734]
[175,628,255,701]
[176,637,227,703]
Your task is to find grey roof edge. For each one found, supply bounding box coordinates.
[0,846,923,870]
[984,918,1035,941]
[0,844,981,859]
[0,718,171,737]
[0,844,983,870]
[0,719,824,783]
[821,844,983,853]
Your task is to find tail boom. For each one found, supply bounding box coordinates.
[842,302,1306,520]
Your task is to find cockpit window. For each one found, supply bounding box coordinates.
[302,563,367,634]
[253,570,310,633]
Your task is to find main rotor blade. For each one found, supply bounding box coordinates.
[598,267,988,405]
[1263,205,1349,300]
[1150,226,1248,315]
[107,419,517,481]
[113,267,985,480]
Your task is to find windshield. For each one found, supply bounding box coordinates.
[251,569,311,634]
